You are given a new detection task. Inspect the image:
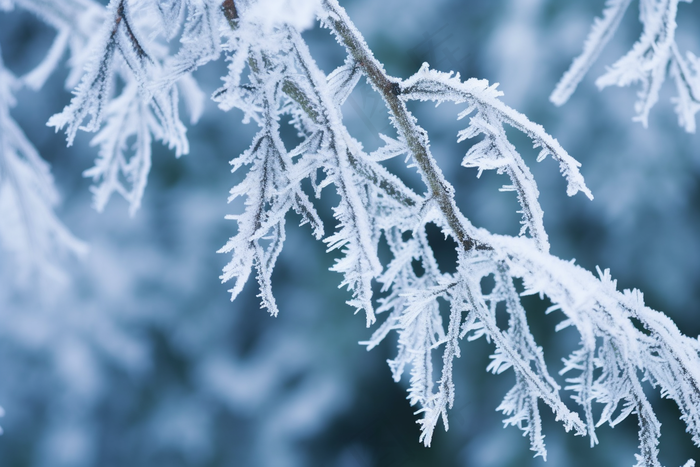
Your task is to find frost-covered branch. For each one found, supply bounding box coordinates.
[5,0,700,465]
[552,0,700,132]
[46,0,205,214]
[322,0,700,462]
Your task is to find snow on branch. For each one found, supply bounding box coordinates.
[47,0,208,214]
[550,0,633,106]
[217,50,324,316]
[320,0,700,462]
[7,0,700,464]
[552,0,700,132]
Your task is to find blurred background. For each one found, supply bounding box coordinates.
[1,0,700,466]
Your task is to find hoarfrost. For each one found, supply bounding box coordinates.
[2,1,699,466]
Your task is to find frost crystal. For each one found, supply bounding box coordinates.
[3,1,700,465]
[552,0,700,132]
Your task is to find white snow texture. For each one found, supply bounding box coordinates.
[1,1,699,466]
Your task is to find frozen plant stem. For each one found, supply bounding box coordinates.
[316,2,700,463]
[551,0,700,133]
[7,0,700,465]
[322,0,485,253]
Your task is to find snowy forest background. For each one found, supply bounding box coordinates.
[1,0,700,466]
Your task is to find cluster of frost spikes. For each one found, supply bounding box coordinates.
[551,0,700,132]
[45,0,209,215]
[7,0,700,465]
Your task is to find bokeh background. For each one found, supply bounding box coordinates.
[1,0,700,466]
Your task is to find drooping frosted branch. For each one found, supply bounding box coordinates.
[551,0,700,133]
[320,0,700,461]
[14,0,700,464]
[551,0,633,106]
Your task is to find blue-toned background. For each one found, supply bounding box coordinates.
[1,0,700,466]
